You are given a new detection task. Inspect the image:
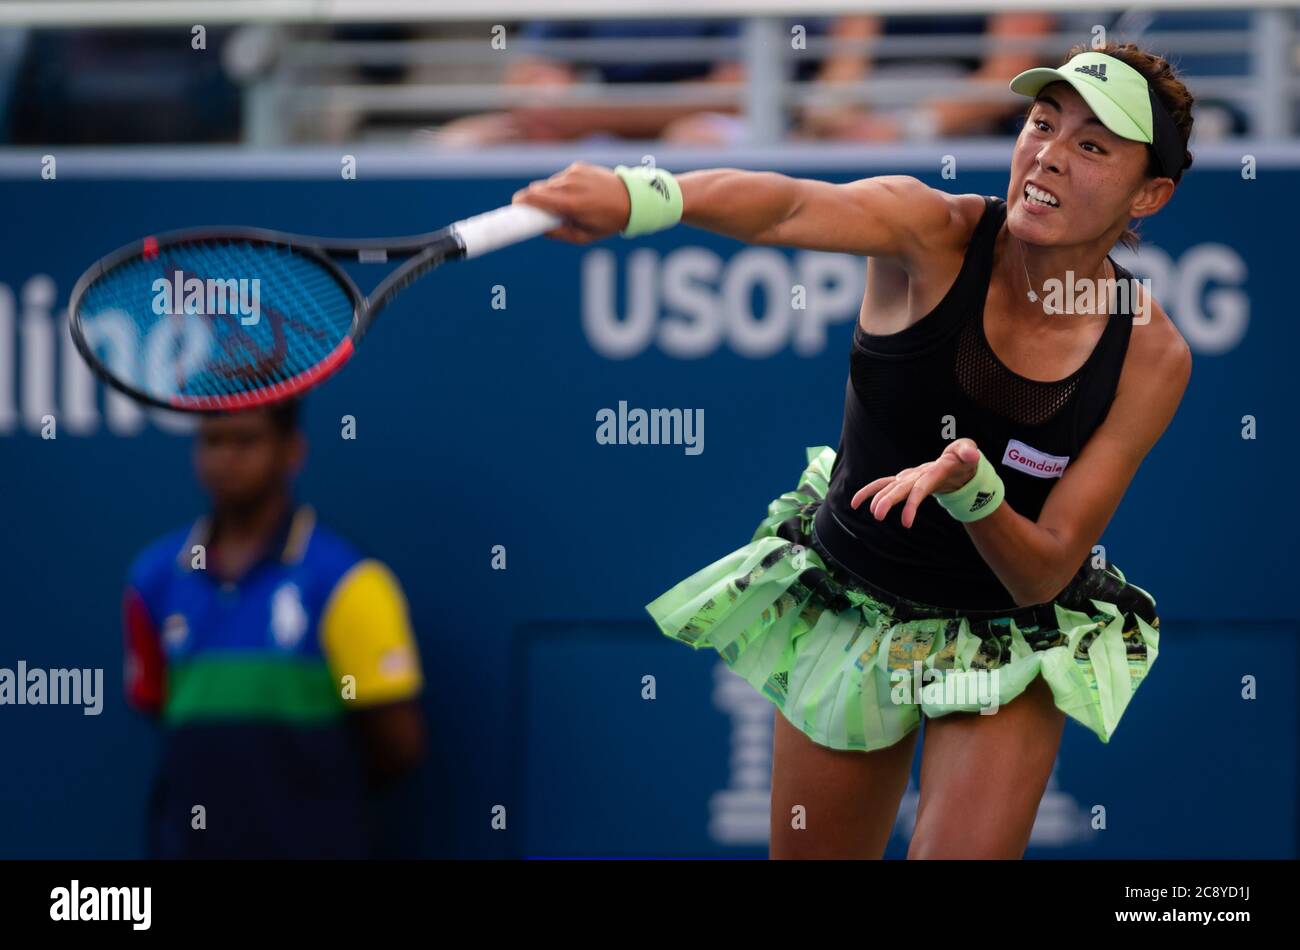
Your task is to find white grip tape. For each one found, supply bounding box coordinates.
[451,204,561,259]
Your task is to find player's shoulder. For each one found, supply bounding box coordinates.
[1112,284,1192,423]
[929,191,997,253]
[951,192,997,231]
[837,178,987,253]
[854,177,981,219]
[895,183,991,249]
[1124,281,1192,380]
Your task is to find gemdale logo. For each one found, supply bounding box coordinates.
[151,271,261,326]
[1002,439,1069,479]
[50,880,151,930]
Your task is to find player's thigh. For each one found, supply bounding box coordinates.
[908,675,1065,859]
[770,707,918,860]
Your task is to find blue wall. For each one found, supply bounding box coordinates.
[0,152,1292,857]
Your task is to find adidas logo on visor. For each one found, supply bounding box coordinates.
[1074,63,1108,81]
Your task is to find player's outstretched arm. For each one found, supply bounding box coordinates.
[513,161,959,263]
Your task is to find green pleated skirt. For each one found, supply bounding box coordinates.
[645,445,1161,752]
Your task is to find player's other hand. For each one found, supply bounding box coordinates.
[512,162,630,243]
[849,438,983,529]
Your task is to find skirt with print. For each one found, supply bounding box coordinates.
[645,445,1161,753]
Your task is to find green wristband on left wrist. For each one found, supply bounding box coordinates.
[934,451,1005,523]
[614,164,683,237]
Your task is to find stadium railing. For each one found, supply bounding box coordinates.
[0,1,1291,145]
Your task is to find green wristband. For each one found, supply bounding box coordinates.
[934,451,1005,523]
[614,164,683,237]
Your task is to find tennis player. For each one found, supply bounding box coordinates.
[516,42,1192,859]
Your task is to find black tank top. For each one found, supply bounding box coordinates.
[814,195,1136,610]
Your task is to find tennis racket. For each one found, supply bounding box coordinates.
[68,203,561,412]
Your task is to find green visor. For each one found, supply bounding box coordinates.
[1010,50,1185,180]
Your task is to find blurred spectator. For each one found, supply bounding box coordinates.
[797,12,1058,141]
[0,29,28,141]
[123,401,426,858]
[426,18,744,147]
[1072,8,1251,140]
[0,12,1264,148]
[8,28,241,144]
[806,12,1060,142]
[644,13,1055,147]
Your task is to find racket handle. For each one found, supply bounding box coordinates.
[452,204,562,259]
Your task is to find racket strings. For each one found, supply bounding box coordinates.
[77,239,354,404]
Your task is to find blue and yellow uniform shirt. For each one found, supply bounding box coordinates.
[122,505,422,858]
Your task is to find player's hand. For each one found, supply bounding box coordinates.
[849,438,983,528]
[512,161,631,243]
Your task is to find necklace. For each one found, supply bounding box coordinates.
[1018,238,1041,305]
[1018,239,1111,316]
